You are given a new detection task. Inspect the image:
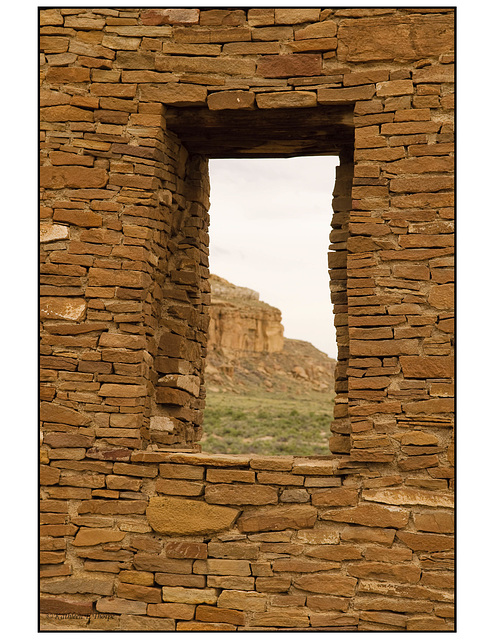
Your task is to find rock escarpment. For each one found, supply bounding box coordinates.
[206,275,335,395]
[208,274,284,353]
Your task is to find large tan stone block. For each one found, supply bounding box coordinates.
[295,21,337,39]
[142,8,199,25]
[140,83,207,106]
[362,488,453,508]
[207,90,255,110]
[193,559,251,576]
[347,561,421,584]
[400,355,454,379]
[256,91,317,109]
[155,55,255,75]
[195,604,245,625]
[146,496,239,535]
[428,284,454,309]
[45,67,90,83]
[40,401,88,426]
[40,297,86,321]
[257,54,321,78]
[96,597,147,615]
[40,166,108,190]
[322,503,409,528]
[237,504,317,532]
[413,511,454,534]
[147,602,195,619]
[274,8,320,24]
[217,589,266,611]
[205,484,278,505]
[397,532,454,552]
[73,528,126,546]
[251,609,309,627]
[338,15,454,62]
[40,223,69,243]
[41,577,114,596]
[161,586,218,605]
[293,574,357,597]
[116,583,162,603]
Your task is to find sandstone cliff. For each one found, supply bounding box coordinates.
[208,274,284,353]
[206,275,336,395]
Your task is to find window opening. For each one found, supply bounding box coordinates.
[202,156,339,456]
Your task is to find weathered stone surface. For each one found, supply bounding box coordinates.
[207,541,259,560]
[295,21,337,39]
[322,503,409,528]
[156,55,255,75]
[338,15,454,61]
[318,85,376,103]
[40,298,86,321]
[96,597,147,615]
[294,574,357,597]
[53,209,102,228]
[274,8,320,24]
[140,83,207,106]
[257,54,322,78]
[40,167,108,190]
[40,223,69,243]
[237,504,317,532]
[205,484,278,505]
[428,284,454,309]
[166,541,208,559]
[362,488,453,508]
[73,528,126,546]
[292,459,338,475]
[296,529,340,545]
[116,582,162,603]
[257,91,317,109]
[193,559,251,576]
[161,586,218,605]
[195,604,245,625]
[41,577,114,596]
[397,532,454,552]
[251,609,309,627]
[119,571,154,587]
[347,561,421,584]
[207,90,255,110]
[146,496,239,535]
[40,401,87,426]
[147,602,195,619]
[163,452,251,467]
[400,356,454,379]
[400,431,439,446]
[98,384,147,398]
[217,589,266,611]
[413,511,454,534]
[142,8,200,25]
[40,596,94,616]
[312,488,359,507]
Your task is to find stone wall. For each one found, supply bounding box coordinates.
[40,7,455,631]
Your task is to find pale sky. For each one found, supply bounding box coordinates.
[207,156,340,359]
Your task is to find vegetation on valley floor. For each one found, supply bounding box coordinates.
[201,388,334,456]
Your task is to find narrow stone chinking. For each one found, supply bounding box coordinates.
[40,7,454,632]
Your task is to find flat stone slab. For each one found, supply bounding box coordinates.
[159,452,252,466]
[146,496,239,535]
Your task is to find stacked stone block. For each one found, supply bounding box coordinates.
[40,451,454,631]
[40,7,455,631]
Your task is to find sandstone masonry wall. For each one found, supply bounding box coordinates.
[40,7,455,632]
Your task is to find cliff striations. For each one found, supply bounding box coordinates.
[208,274,284,353]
